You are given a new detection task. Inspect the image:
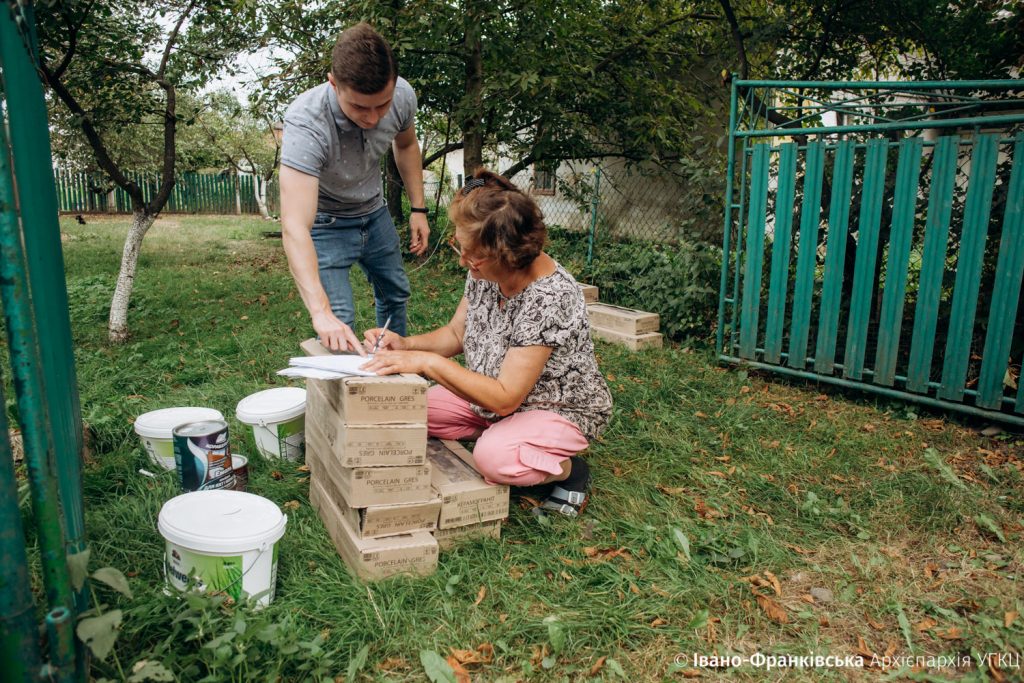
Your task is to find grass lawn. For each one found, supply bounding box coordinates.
[37,213,1024,681]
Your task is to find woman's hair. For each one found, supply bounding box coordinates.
[448,169,547,271]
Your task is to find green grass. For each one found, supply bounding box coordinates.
[21,214,1024,681]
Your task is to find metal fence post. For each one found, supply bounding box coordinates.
[587,167,601,266]
[0,384,42,681]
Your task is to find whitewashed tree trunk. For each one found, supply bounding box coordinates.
[253,175,270,219]
[234,173,242,215]
[108,209,157,343]
[107,189,117,213]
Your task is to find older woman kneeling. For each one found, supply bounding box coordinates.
[361,170,612,517]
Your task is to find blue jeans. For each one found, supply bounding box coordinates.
[310,205,410,336]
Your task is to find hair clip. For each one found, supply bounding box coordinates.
[461,177,486,196]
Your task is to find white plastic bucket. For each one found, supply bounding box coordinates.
[236,388,306,461]
[158,490,287,607]
[134,407,224,471]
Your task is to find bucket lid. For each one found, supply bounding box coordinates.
[134,407,224,439]
[236,387,306,426]
[158,490,287,554]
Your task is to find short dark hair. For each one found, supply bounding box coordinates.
[331,23,397,94]
[448,169,547,271]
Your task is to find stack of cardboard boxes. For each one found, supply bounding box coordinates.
[579,282,663,350]
[301,340,509,581]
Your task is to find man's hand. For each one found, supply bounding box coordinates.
[312,310,366,355]
[409,212,430,256]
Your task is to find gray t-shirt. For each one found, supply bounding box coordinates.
[281,78,417,216]
[462,262,613,441]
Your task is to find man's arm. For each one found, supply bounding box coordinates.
[279,164,364,353]
[392,125,430,256]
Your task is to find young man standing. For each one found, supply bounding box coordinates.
[280,23,429,352]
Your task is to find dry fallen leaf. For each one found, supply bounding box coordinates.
[446,655,471,683]
[883,641,898,658]
[756,594,789,624]
[656,484,685,495]
[695,411,709,418]
[855,636,875,658]
[1005,611,1018,628]
[282,500,300,511]
[763,571,782,597]
[915,617,938,632]
[589,656,607,677]
[474,585,486,606]
[651,617,668,627]
[681,669,702,678]
[376,656,408,671]
[938,627,963,640]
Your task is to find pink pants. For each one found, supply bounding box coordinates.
[427,385,589,486]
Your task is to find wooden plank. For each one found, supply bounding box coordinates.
[906,135,959,392]
[938,134,999,401]
[814,139,856,374]
[786,140,825,370]
[763,142,797,364]
[843,138,889,379]
[739,143,770,358]
[873,137,923,386]
[976,133,1024,409]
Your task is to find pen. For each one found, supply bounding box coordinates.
[371,315,392,355]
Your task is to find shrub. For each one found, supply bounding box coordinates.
[581,240,720,343]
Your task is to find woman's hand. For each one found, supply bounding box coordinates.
[360,349,439,376]
[362,327,408,353]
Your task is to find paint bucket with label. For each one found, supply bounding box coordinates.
[134,407,224,471]
[232,455,249,491]
[235,388,306,461]
[158,490,287,607]
[173,420,236,492]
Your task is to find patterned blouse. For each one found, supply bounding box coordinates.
[462,262,613,441]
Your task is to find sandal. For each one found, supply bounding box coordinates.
[532,485,589,518]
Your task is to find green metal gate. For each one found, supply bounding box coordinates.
[717,79,1024,426]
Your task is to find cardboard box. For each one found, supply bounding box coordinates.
[439,438,476,469]
[308,446,439,538]
[310,476,438,581]
[579,283,599,304]
[306,376,428,425]
[301,338,428,424]
[590,325,663,351]
[587,303,659,335]
[428,439,509,529]
[306,384,426,466]
[307,420,433,507]
[433,519,502,550]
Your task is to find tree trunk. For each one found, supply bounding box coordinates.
[234,172,242,215]
[462,0,485,173]
[107,188,117,213]
[385,149,404,226]
[254,174,271,219]
[108,209,157,343]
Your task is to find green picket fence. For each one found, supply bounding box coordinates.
[53,169,280,215]
[718,79,1024,426]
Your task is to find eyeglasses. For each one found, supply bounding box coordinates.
[447,235,490,267]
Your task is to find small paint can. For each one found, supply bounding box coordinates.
[232,455,249,492]
[172,420,236,492]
